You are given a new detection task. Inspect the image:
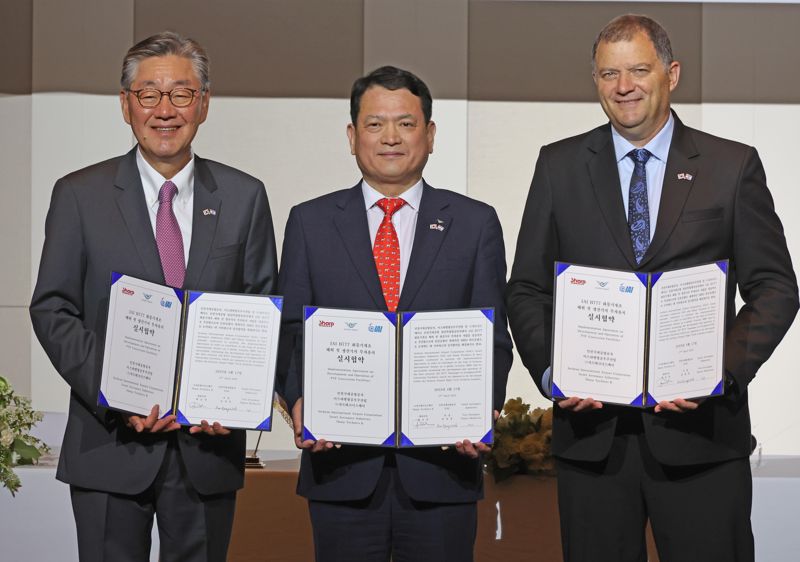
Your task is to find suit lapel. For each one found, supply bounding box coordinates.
[114,148,164,282]
[586,127,638,268]
[399,183,451,309]
[184,157,222,289]
[333,185,386,308]
[639,115,699,268]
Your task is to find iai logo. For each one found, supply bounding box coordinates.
[122,288,135,296]
[368,323,383,333]
[570,278,586,285]
[596,281,609,289]
[344,322,358,331]
[160,298,173,309]
[143,293,152,300]
[619,284,634,294]
[318,320,335,328]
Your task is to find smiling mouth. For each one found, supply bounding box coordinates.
[153,126,179,132]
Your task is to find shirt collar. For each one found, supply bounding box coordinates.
[611,112,674,164]
[136,147,195,208]
[361,179,424,211]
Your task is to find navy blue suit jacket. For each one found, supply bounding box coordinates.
[277,182,513,502]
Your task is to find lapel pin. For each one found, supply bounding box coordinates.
[429,222,444,232]
[202,208,217,216]
[677,172,693,181]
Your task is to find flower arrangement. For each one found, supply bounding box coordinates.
[487,397,555,482]
[0,376,50,496]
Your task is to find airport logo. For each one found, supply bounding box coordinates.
[143,293,152,300]
[596,281,609,288]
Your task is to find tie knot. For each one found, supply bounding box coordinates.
[376,197,406,218]
[627,148,652,165]
[159,181,178,203]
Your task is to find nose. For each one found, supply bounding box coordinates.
[616,72,635,95]
[381,123,401,145]
[153,93,177,117]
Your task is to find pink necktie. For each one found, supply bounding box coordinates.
[156,181,185,287]
[373,198,406,312]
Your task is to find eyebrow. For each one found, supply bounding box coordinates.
[137,79,194,87]
[363,113,417,121]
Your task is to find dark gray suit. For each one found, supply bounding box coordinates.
[30,147,277,559]
[506,113,797,561]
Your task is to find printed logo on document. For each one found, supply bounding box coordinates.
[344,322,358,331]
[570,278,586,286]
[143,293,153,300]
[619,284,634,294]
[368,323,383,333]
[160,298,173,309]
[318,320,335,328]
[122,287,135,296]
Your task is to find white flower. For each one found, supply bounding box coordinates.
[0,428,14,448]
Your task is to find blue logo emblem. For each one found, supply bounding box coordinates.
[160,298,173,308]
[368,324,383,333]
[619,284,634,294]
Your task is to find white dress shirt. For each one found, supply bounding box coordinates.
[362,179,424,294]
[136,149,194,267]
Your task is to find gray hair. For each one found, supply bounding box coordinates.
[592,14,674,71]
[121,31,210,91]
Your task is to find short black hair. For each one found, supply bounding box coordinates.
[350,66,433,124]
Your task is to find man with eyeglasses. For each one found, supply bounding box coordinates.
[30,31,277,562]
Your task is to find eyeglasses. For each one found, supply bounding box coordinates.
[128,88,202,108]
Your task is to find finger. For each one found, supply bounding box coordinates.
[558,397,580,409]
[673,398,699,411]
[151,414,178,432]
[128,415,145,432]
[656,400,681,413]
[475,442,492,454]
[142,405,160,428]
[209,422,230,436]
[493,410,500,421]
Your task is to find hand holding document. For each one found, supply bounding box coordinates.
[99,273,282,430]
[551,261,728,407]
[302,307,495,447]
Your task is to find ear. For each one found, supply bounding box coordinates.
[668,61,681,92]
[346,123,356,155]
[198,89,211,124]
[426,120,436,154]
[120,90,132,125]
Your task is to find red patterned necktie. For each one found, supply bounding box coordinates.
[373,197,406,311]
[156,180,186,287]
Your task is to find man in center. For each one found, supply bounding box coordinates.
[277,66,512,561]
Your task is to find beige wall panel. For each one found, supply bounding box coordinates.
[700,103,800,456]
[0,0,32,94]
[0,308,31,397]
[364,0,468,99]
[134,0,363,98]
[32,0,133,94]
[0,95,32,306]
[702,4,800,103]
[468,1,702,103]
[30,92,134,411]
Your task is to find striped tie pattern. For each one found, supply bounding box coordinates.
[156,180,185,288]
[373,197,406,311]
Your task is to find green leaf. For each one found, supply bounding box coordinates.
[12,438,42,462]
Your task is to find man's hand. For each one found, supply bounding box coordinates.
[123,404,180,433]
[654,397,705,413]
[557,396,604,412]
[292,398,336,453]
[189,420,231,436]
[453,409,500,458]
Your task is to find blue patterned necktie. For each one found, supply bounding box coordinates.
[627,148,652,264]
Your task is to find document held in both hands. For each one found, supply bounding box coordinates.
[551,261,728,407]
[99,273,282,430]
[302,307,495,447]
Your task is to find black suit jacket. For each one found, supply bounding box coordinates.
[30,147,278,495]
[506,113,798,466]
[277,182,513,502]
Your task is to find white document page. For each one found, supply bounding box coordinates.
[647,263,727,402]
[552,264,648,405]
[100,274,182,416]
[303,308,396,445]
[177,293,282,429]
[400,309,493,447]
